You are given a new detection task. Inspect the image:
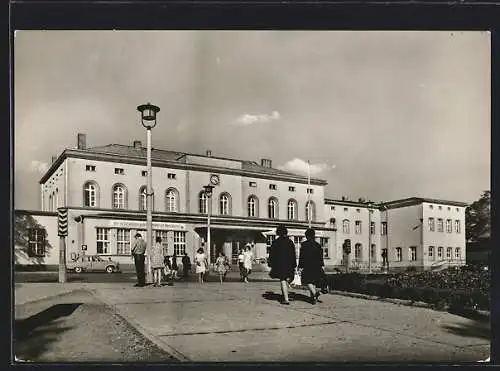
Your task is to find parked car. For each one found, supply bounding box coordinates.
[67,254,121,273]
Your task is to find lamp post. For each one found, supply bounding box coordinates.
[203,184,215,265]
[137,102,160,284]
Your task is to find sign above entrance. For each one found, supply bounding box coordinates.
[109,220,186,230]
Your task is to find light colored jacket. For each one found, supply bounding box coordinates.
[131,238,147,255]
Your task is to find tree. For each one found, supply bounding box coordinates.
[14,214,53,265]
[465,191,491,242]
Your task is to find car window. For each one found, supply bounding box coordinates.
[91,256,97,262]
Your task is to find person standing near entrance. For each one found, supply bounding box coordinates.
[131,233,147,287]
[242,244,254,283]
[182,253,191,278]
[195,248,208,283]
[215,252,229,283]
[238,249,245,282]
[268,225,296,305]
[298,228,325,304]
[151,236,165,287]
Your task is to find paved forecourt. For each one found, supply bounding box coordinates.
[90,281,490,363]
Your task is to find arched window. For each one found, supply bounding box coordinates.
[305,200,316,222]
[112,184,127,209]
[248,195,258,217]
[219,193,231,215]
[287,199,297,220]
[139,186,154,211]
[83,181,98,207]
[355,243,363,261]
[165,188,179,212]
[268,198,278,219]
[342,219,350,234]
[199,191,208,214]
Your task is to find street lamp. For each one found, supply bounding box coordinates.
[203,184,215,265]
[137,102,160,284]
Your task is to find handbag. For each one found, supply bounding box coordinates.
[290,269,302,287]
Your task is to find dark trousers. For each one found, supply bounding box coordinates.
[134,254,146,285]
[183,267,190,277]
[238,262,244,280]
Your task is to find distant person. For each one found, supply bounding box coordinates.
[182,253,192,278]
[298,228,325,304]
[151,236,165,287]
[242,244,254,283]
[268,225,297,305]
[215,252,230,283]
[195,248,208,283]
[172,253,179,280]
[131,233,147,287]
[164,254,173,284]
[238,249,245,282]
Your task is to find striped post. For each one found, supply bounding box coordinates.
[57,208,68,283]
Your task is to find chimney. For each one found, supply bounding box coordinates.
[206,150,212,157]
[133,140,142,150]
[51,155,57,164]
[77,133,86,150]
[358,197,366,203]
[341,196,346,201]
[261,158,272,168]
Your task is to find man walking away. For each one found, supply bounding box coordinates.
[131,233,147,287]
[238,249,245,282]
[182,253,191,279]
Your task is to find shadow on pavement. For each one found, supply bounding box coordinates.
[15,303,82,360]
[441,311,490,341]
[262,291,314,303]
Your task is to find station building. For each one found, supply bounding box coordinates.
[14,134,468,272]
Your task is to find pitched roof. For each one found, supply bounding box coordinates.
[87,144,184,162]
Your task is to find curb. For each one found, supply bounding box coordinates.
[15,287,83,307]
[88,288,190,362]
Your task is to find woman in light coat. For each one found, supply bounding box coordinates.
[194,248,208,283]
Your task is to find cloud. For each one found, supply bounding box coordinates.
[234,111,281,126]
[278,158,334,175]
[29,160,49,173]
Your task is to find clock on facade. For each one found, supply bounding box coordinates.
[210,174,220,185]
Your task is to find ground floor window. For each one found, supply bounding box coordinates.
[395,247,402,262]
[173,231,186,256]
[28,228,46,257]
[428,246,434,260]
[410,246,417,261]
[116,229,131,255]
[319,237,329,258]
[266,235,276,255]
[446,247,452,260]
[155,230,169,255]
[96,228,110,254]
[455,247,461,260]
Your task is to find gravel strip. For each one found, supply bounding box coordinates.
[14,289,178,363]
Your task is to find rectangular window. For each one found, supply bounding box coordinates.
[429,204,434,209]
[428,246,434,260]
[330,206,335,211]
[438,206,442,210]
[342,220,350,234]
[438,247,443,259]
[141,170,148,177]
[446,219,452,233]
[96,228,110,254]
[456,208,459,212]
[356,208,360,213]
[371,244,376,262]
[437,219,444,232]
[249,181,257,187]
[428,218,435,232]
[289,186,295,192]
[86,165,96,172]
[320,237,329,258]
[446,247,452,260]
[28,228,46,257]
[269,184,277,190]
[114,168,124,175]
[370,221,375,235]
[155,230,169,255]
[307,188,314,194]
[455,220,461,233]
[167,173,176,179]
[455,247,461,260]
[410,246,417,261]
[381,222,387,235]
[355,220,362,234]
[173,231,186,256]
[266,235,276,255]
[447,207,451,211]
[396,247,402,262]
[116,229,131,255]
[344,208,348,212]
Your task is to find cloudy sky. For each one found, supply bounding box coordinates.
[14,31,490,209]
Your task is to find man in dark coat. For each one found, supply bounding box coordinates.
[131,233,147,287]
[268,225,296,305]
[298,228,325,304]
[182,253,191,278]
